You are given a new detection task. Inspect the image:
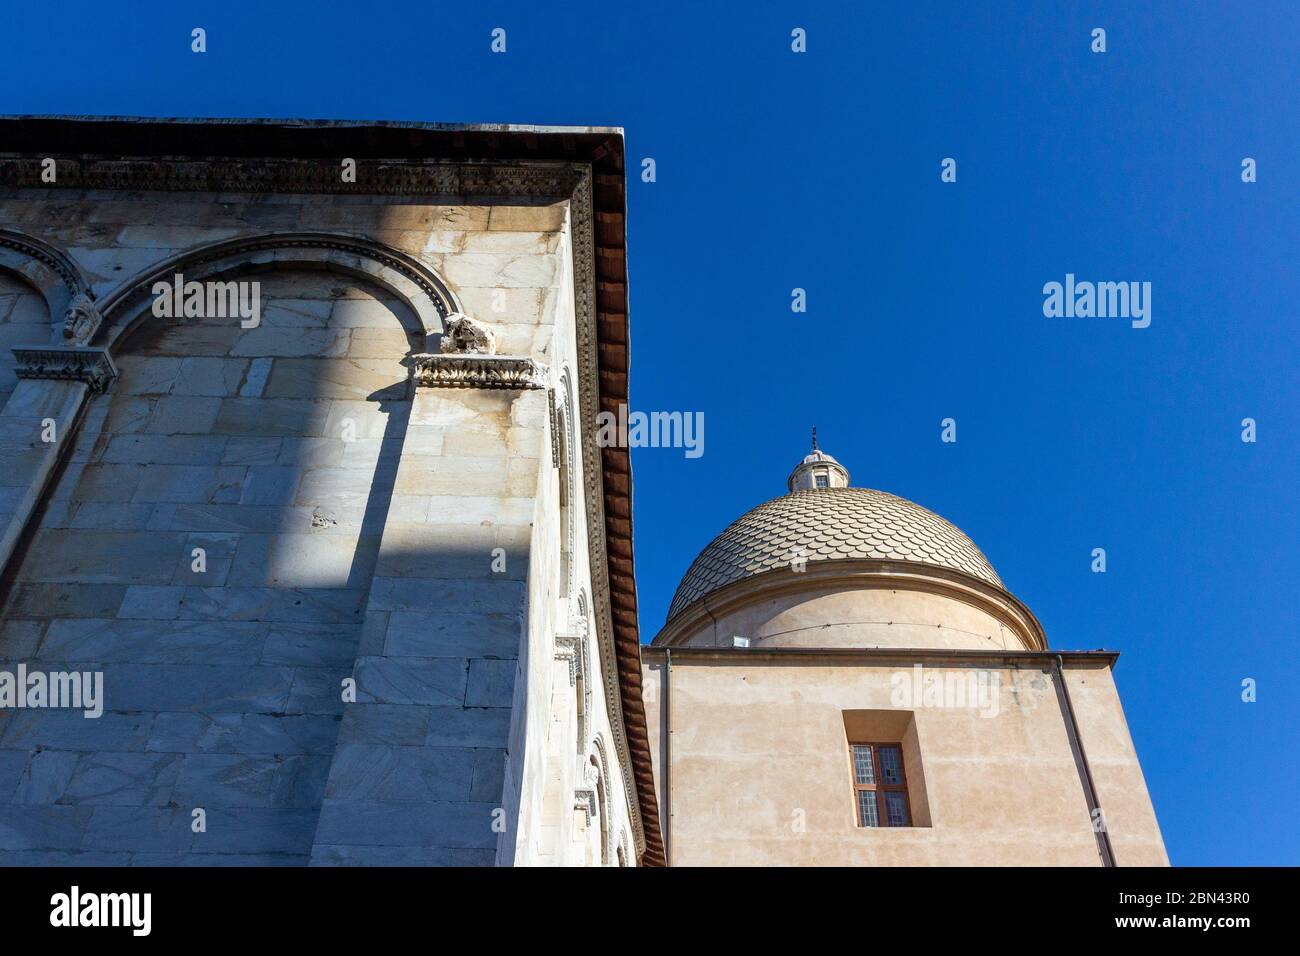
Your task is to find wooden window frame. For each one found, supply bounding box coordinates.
[848,742,912,828]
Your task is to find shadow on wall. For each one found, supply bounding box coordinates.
[0,269,433,863]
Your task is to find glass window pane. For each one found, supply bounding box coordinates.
[815,475,829,488]
[851,745,875,785]
[885,791,910,827]
[879,746,904,785]
[857,789,879,828]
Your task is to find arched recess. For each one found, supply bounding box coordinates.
[90,232,462,354]
[571,589,592,754]
[0,238,454,863]
[587,736,614,866]
[0,228,93,342]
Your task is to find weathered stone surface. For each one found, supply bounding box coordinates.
[0,180,605,868]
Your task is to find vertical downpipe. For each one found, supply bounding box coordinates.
[664,648,673,867]
[1053,654,1116,867]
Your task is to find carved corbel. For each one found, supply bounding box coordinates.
[61,293,103,345]
[12,345,117,393]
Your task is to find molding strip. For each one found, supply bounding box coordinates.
[0,156,583,198]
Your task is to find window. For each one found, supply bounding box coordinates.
[815,474,829,488]
[849,743,911,827]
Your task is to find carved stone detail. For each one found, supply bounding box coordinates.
[62,293,103,345]
[411,353,547,390]
[548,388,561,469]
[554,633,584,688]
[439,313,496,354]
[12,346,118,393]
[0,157,583,198]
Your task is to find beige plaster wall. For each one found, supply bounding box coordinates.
[675,583,1031,652]
[642,653,1167,867]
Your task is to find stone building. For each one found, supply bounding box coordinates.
[644,443,1168,866]
[0,116,663,866]
[0,116,1164,868]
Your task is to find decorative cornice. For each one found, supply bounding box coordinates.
[12,345,117,393]
[0,156,583,198]
[411,353,547,390]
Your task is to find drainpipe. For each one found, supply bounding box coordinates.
[1052,654,1116,867]
[664,647,673,867]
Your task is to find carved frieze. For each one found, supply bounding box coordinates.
[411,353,547,390]
[12,346,118,393]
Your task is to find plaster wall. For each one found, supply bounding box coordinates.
[642,651,1167,866]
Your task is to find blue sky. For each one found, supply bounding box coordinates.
[4,1,1297,866]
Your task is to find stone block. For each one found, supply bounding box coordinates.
[487,203,567,232]
[61,752,183,806]
[309,844,495,866]
[39,618,267,664]
[422,706,513,749]
[7,583,125,620]
[312,799,499,848]
[353,657,468,707]
[336,704,431,747]
[367,576,525,616]
[470,747,507,803]
[384,610,520,660]
[1,710,153,752]
[132,465,245,504]
[193,808,317,854]
[172,357,251,397]
[81,807,193,853]
[144,395,223,435]
[0,805,93,851]
[465,659,517,708]
[21,530,188,584]
[12,750,78,804]
[322,743,475,802]
[214,397,332,437]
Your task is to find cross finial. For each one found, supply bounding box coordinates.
[811,426,818,451]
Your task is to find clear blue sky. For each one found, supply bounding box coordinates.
[4,1,1296,866]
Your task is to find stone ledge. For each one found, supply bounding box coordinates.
[411,353,547,390]
[11,346,118,393]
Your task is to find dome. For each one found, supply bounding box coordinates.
[666,486,1003,620]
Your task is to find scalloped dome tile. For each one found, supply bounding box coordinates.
[667,488,1002,620]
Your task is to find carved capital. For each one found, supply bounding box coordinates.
[12,346,117,393]
[411,353,547,390]
[554,633,584,688]
[574,788,597,825]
